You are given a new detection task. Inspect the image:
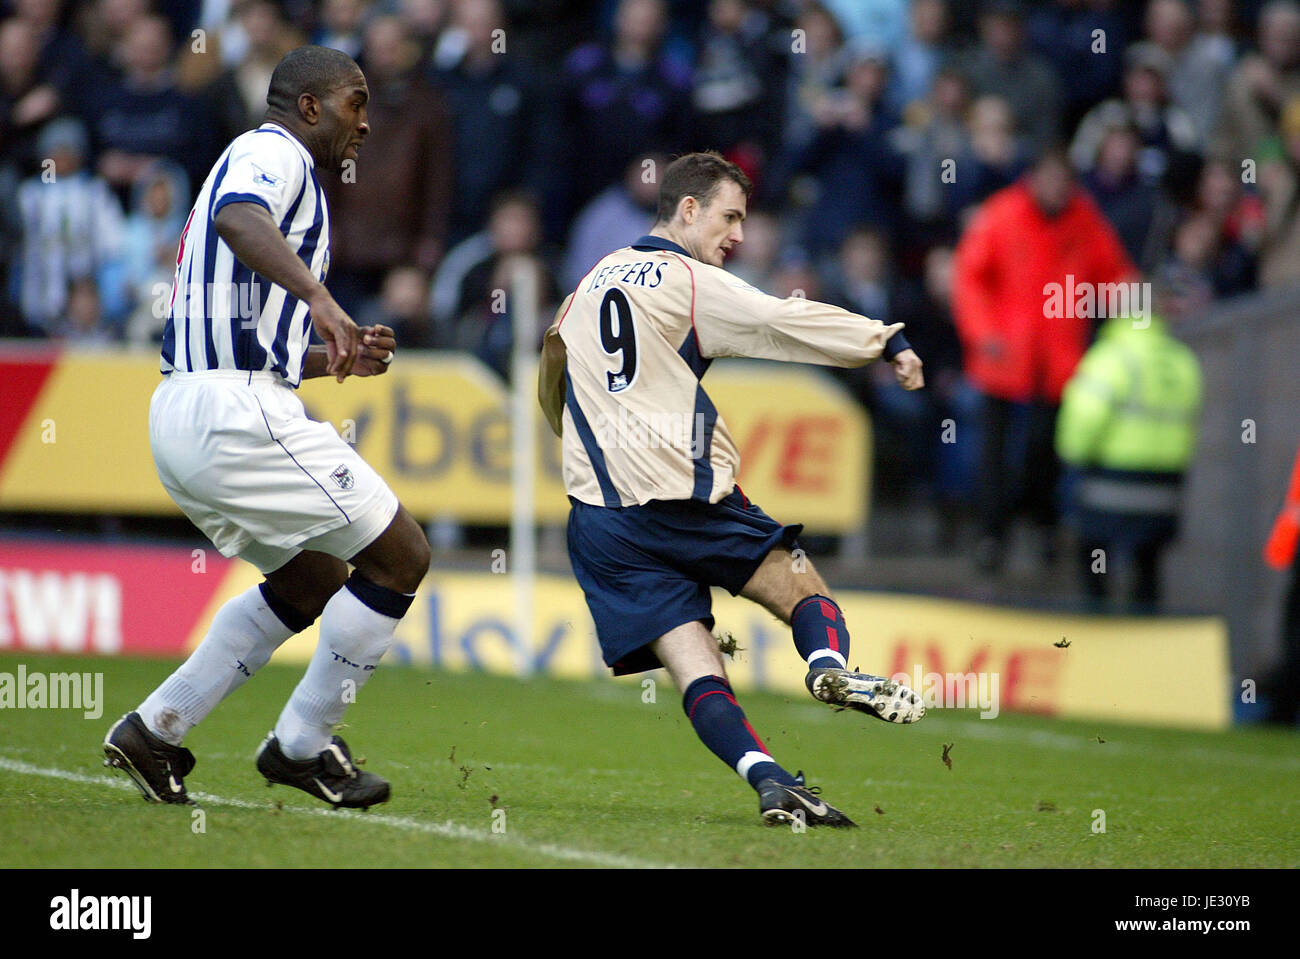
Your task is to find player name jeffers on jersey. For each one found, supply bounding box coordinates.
[584,258,669,292]
[541,236,904,510]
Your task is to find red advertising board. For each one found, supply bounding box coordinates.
[0,542,230,657]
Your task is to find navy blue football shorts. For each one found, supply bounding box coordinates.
[567,485,803,675]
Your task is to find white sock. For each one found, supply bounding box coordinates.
[273,585,402,760]
[138,586,297,745]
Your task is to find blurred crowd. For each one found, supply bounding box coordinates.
[3,0,1299,601]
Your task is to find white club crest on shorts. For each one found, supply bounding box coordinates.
[330,465,355,490]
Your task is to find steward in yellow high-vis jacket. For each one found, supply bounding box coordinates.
[1055,309,1202,607]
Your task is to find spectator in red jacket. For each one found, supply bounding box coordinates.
[1264,438,1300,725]
[953,146,1135,573]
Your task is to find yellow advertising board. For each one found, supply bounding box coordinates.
[0,348,869,531]
[194,566,1229,730]
[0,350,173,512]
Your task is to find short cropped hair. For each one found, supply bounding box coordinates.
[655,152,753,224]
[266,46,362,113]
[1030,142,1074,173]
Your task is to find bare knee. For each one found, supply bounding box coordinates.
[350,507,430,594]
[265,552,348,621]
[742,548,832,624]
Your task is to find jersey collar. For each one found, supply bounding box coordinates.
[258,121,316,169]
[631,234,691,258]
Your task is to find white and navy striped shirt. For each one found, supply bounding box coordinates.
[161,122,330,387]
[17,171,125,331]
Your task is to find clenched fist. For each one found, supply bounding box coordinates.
[352,325,397,377]
[890,348,924,391]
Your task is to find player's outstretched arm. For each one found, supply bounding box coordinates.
[214,201,359,381]
[691,266,909,371]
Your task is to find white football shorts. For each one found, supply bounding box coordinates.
[149,370,400,574]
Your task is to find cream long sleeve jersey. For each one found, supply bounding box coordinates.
[538,235,909,508]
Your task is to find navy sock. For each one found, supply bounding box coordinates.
[791,594,850,670]
[344,571,415,619]
[258,581,315,633]
[682,675,797,789]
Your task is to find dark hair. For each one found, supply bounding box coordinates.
[266,46,362,114]
[488,187,541,218]
[655,151,753,224]
[1030,142,1073,172]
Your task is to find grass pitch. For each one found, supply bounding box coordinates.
[1,651,1296,868]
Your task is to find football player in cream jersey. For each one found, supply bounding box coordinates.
[540,152,926,826]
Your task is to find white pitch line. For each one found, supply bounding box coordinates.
[0,756,675,870]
